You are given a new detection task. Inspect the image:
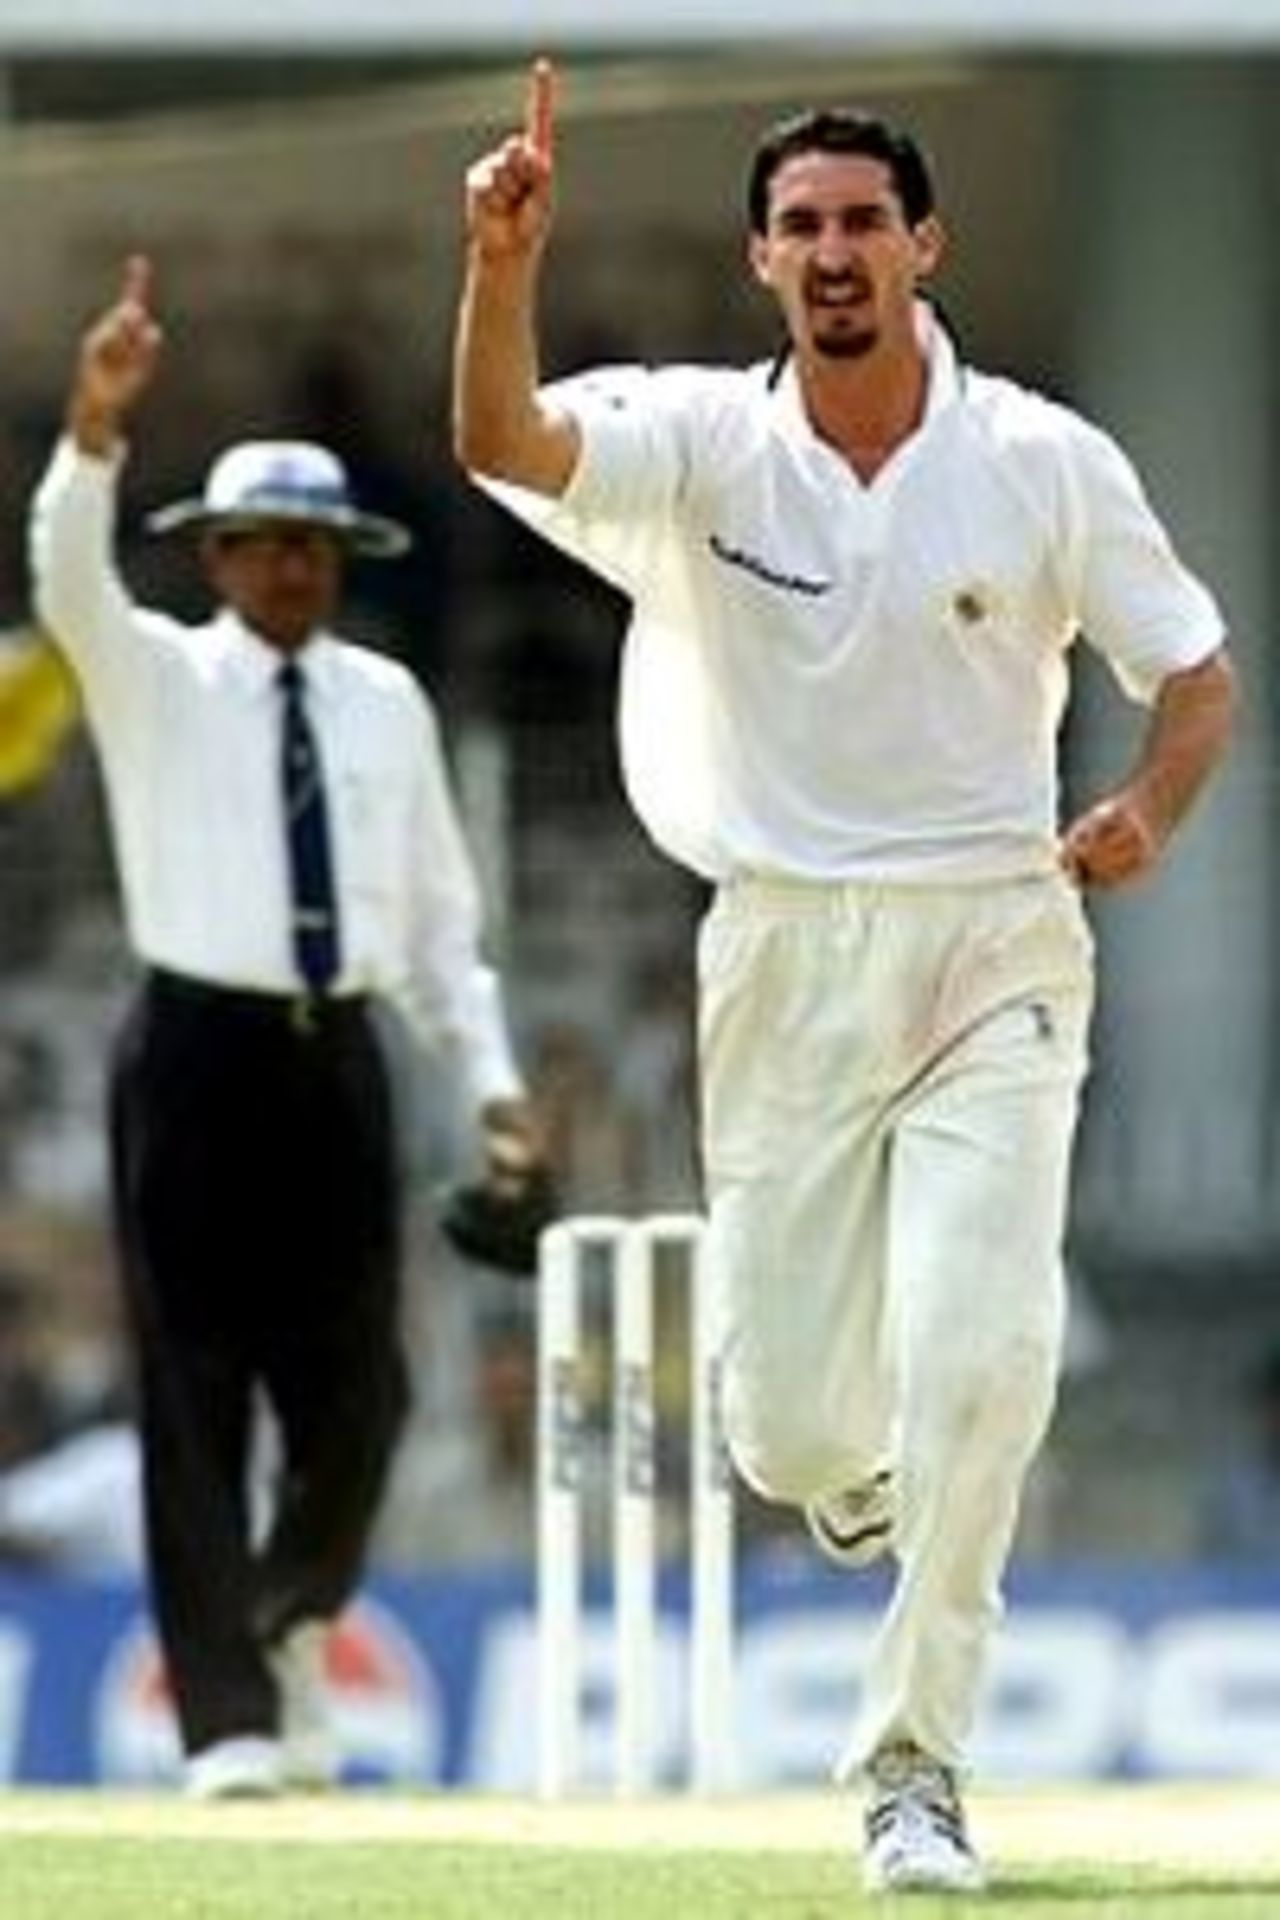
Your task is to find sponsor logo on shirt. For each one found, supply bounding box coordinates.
[707,532,832,597]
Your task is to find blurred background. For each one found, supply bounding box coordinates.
[0,0,1276,1789]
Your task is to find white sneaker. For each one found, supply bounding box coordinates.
[863,1742,985,1894]
[270,1621,340,1790]
[185,1735,282,1801]
[806,1470,894,1569]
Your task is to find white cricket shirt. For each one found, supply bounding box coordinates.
[30,439,521,1113]
[485,324,1224,883]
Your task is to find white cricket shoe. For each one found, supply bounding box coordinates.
[185,1735,282,1801]
[271,1620,340,1790]
[862,1741,985,1895]
[805,1470,894,1569]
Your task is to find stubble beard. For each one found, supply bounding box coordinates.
[805,294,878,362]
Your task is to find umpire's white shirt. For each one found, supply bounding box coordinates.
[485,321,1224,883]
[30,439,521,1115]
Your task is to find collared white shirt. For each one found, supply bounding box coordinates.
[483,324,1224,883]
[30,438,521,1115]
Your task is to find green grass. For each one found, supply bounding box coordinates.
[3,1788,1280,1918]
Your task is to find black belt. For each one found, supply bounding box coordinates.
[144,968,370,1037]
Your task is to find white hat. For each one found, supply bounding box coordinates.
[145,440,411,557]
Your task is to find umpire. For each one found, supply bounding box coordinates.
[28,257,544,1799]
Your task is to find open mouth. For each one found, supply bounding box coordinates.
[807,275,871,311]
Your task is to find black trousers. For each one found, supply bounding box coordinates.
[108,971,409,1756]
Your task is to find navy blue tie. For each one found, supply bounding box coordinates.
[278,660,341,994]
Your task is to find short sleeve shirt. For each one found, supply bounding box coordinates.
[483,328,1224,883]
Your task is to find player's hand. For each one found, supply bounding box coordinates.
[68,256,164,454]
[1059,789,1166,889]
[464,57,557,264]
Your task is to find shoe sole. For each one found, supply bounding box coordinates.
[808,1470,894,1569]
[863,1864,986,1895]
[813,1512,892,1565]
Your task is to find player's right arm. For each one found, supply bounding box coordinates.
[452,58,580,498]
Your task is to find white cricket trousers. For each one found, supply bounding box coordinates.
[697,872,1094,1774]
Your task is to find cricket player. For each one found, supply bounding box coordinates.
[452,62,1234,1892]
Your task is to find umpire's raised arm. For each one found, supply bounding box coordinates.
[67,256,164,458]
[453,57,580,497]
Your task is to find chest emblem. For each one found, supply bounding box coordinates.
[944,580,1005,634]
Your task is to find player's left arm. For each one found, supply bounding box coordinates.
[1060,643,1237,888]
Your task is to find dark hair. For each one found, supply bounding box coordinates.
[747,109,936,235]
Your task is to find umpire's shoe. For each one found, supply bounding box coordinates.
[185,1734,282,1800]
[271,1620,340,1790]
[862,1740,985,1894]
[805,1469,894,1569]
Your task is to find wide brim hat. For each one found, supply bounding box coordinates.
[145,440,411,558]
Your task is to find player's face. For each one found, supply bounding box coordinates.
[203,525,345,651]
[749,151,943,362]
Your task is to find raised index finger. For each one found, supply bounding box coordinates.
[525,56,556,163]
[119,253,155,312]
